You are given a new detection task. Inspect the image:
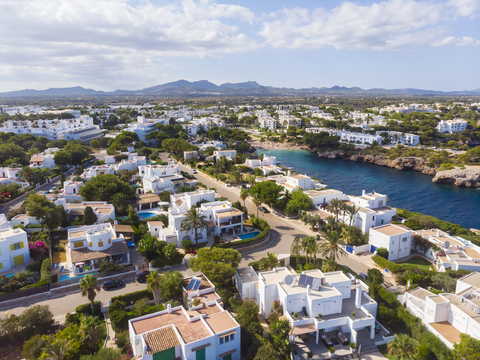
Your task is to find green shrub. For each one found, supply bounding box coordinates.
[110,289,153,305]
[376,247,389,259]
[26,258,43,272]
[110,310,129,332]
[22,334,45,360]
[417,345,434,360]
[248,260,262,271]
[75,301,102,316]
[53,244,65,252]
[181,239,192,250]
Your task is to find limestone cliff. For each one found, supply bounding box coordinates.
[432,166,480,188]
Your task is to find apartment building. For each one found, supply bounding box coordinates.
[243,156,278,175]
[125,116,166,142]
[66,223,130,275]
[214,150,237,161]
[437,119,468,134]
[375,131,420,146]
[403,273,480,349]
[140,164,194,194]
[0,115,101,141]
[113,153,147,172]
[129,274,240,360]
[0,226,30,272]
[339,131,383,145]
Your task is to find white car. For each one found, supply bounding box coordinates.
[48,187,57,193]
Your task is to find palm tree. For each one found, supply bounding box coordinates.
[387,334,418,360]
[240,188,249,207]
[147,271,162,311]
[341,226,355,246]
[230,169,242,186]
[302,237,316,264]
[329,198,343,223]
[253,193,261,218]
[180,205,209,244]
[317,231,347,262]
[260,253,279,271]
[79,274,101,317]
[346,205,359,227]
[247,174,256,187]
[43,339,71,360]
[324,216,338,233]
[80,316,104,352]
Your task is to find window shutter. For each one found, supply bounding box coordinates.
[0,263,3,270]
[20,242,24,249]
[10,244,14,251]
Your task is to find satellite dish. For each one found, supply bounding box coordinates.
[284,275,295,287]
[444,241,450,249]
[444,303,451,310]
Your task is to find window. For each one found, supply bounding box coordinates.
[392,241,394,244]
[402,237,407,242]
[12,242,21,250]
[108,239,111,245]
[372,216,375,221]
[220,337,224,345]
[89,242,92,247]
[225,335,230,343]
[73,241,84,249]
[98,241,104,247]
[230,334,234,341]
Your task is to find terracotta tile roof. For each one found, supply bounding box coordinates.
[290,323,317,336]
[192,304,222,317]
[143,326,180,355]
[148,221,164,226]
[137,193,160,205]
[70,240,129,263]
[430,321,462,344]
[30,156,44,162]
[204,311,237,334]
[132,309,210,344]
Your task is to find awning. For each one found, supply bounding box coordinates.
[219,349,237,358]
[206,221,215,228]
[218,330,237,338]
[191,343,211,352]
[290,323,317,336]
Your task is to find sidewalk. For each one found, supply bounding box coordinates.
[103,311,117,348]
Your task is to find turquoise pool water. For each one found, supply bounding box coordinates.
[60,272,97,282]
[5,273,14,278]
[238,231,260,240]
[137,212,159,220]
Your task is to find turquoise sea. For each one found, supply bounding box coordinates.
[258,149,480,230]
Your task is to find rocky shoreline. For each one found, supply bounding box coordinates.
[314,149,480,189]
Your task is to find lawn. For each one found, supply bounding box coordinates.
[398,256,433,271]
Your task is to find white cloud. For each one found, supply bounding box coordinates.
[449,0,480,18]
[259,0,479,50]
[434,36,480,47]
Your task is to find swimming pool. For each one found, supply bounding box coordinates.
[5,273,15,278]
[60,272,98,282]
[237,231,260,240]
[137,212,159,220]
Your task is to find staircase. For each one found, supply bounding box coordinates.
[359,343,379,355]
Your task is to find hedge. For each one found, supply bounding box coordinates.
[372,254,420,274]
[111,289,153,304]
[219,226,270,249]
[25,224,42,228]
[23,258,51,289]
[76,301,102,316]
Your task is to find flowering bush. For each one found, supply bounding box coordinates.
[115,331,133,355]
[29,241,47,259]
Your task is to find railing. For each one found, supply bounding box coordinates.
[0,284,50,303]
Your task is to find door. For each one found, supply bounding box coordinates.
[370,245,377,253]
[223,354,232,360]
[153,347,175,360]
[196,347,206,360]
[244,287,249,299]
[13,254,24,266]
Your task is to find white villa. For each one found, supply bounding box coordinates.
[369,224,413,261]
[156,190,243,246]
[214,150,237,161]
[0,225,30,272]
[81,165,114,180]
[29,148,59,170]
[129,274,240,360]
[0,167,29,188]
[256,173,321,191]
[140,165,195,194]
[403,272,480,349]
[375,131,420,146]
[66,223,130,275]
[243,155,278,175]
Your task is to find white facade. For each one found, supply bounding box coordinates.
[0,167,28,188]
[0,227,30,273]
[214,150,237,161]
[256,173,319,191]
[184,151,199,160]
[376,131,420,146]
[437,119,468,134]
[369,224,412,261]
[29,148,59,170]
[340,131,383,145]
[81,165,114,180]
[114,153,147,172]
[305,189,344,206]
[197,141,226,151]
[125,116,166,142]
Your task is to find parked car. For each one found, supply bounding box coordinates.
[48,186,57,193]
[136,271,151,283]
[102,279,123,290]
[358,272,368,280]
[191,169,197,174]
[258,206,269,214]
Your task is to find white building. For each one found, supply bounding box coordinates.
[81,165,114,180]
[184,151,199,160]
[256,173,320,191]
[125,116,166,142]
[197,141,226,151]
[340,131,383,145]
[139,164,179,178]
[403,273,480,349]
[258,117,277,130]
[214,150,237,161]
[243,156,278,175]
[369,224,412,261]
[0,167,29,188]
[0,115,102,142]
[66,223,130,275]
[114,153,147,172]
[305,189,344,206]
[29,148,59,170]
[129,274,240,360]
[437,120,468,134]
[251,267,380,346]
[182,123,199,136]
[376,131,420,146]
[158,190,243,246]
[0,226,30,272]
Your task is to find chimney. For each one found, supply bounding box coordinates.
[355,285,362,309]
[167,303,172,313]
[307,285,311,295]
[114,220,118,225]
[437,230,440,237]
[362,190,366,196]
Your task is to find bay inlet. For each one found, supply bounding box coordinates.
[257,149,480,230]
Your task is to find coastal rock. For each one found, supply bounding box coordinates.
[432,166,480,188]
[349,155,437,176]
[318,150,348,159]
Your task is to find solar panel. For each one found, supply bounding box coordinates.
[192,279,201,291]
[187,280,196,290]
[312,278,321,291]
[306,276,314,288]
[298,274,307,287]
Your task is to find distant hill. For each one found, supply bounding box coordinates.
[0,81,479,97]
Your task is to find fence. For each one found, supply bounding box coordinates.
[0,284,50,303]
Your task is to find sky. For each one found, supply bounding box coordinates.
[0,0,479,92]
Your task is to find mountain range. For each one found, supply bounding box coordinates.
[0,80,479,97]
